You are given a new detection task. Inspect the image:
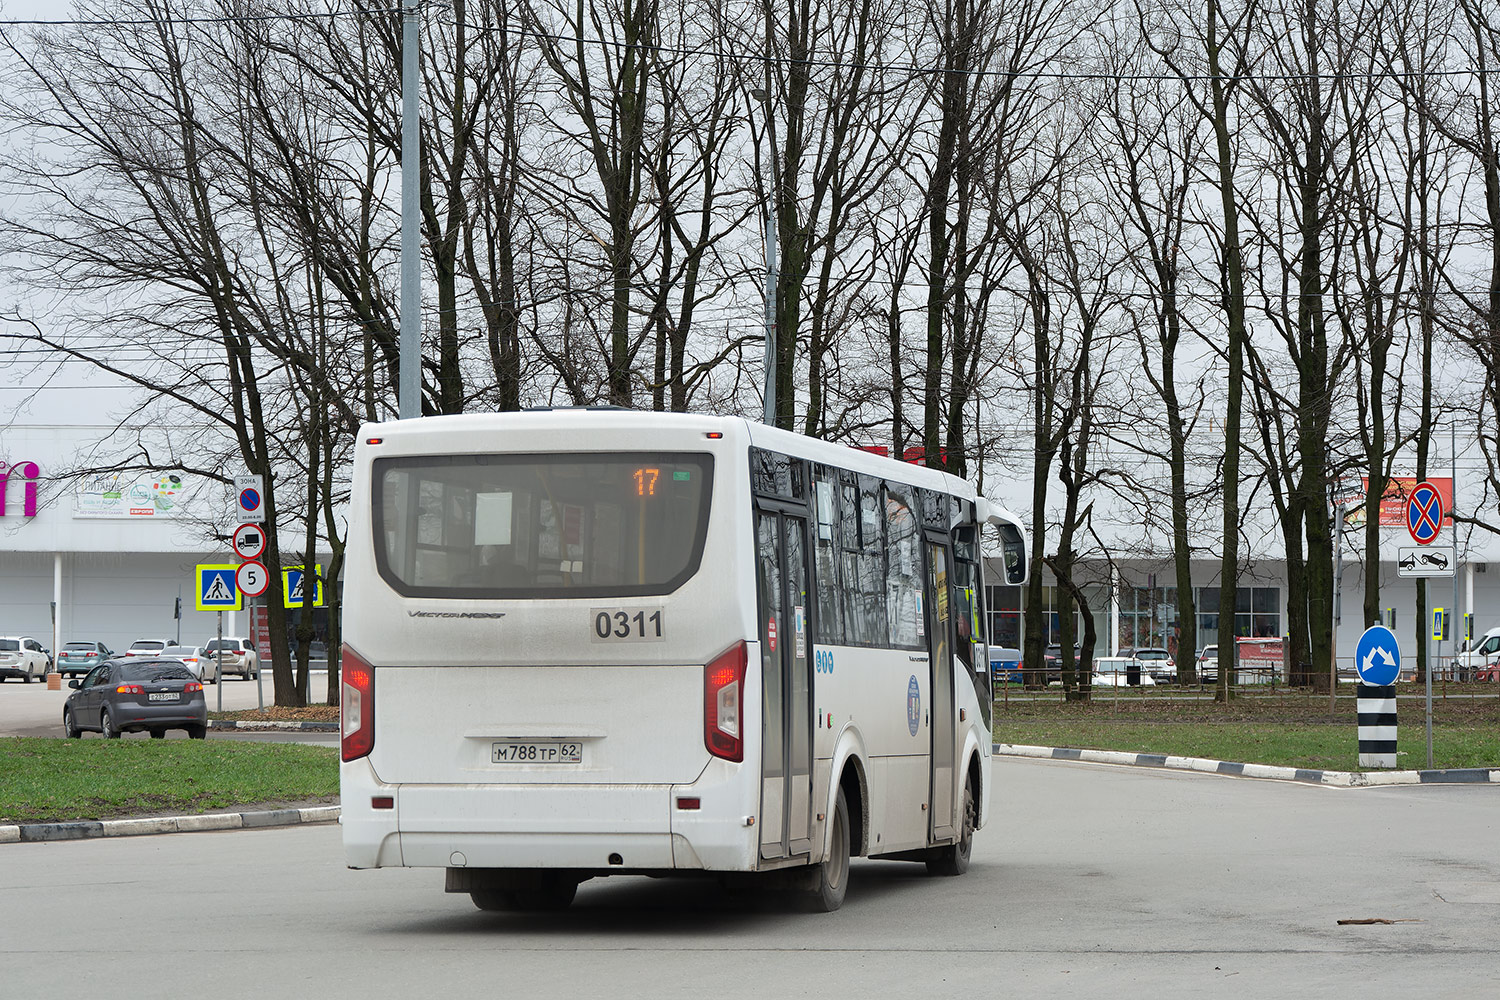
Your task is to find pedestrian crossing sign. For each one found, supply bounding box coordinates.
[196,564,242,611]
[282,565,324,608]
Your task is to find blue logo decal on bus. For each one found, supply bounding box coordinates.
[907,675,921,736]
[815,650,835,674]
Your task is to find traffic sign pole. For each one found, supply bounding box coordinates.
[1353,625,1401,769]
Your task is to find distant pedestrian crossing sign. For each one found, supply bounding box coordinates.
[282,565,324,608]
[196,564,242,611]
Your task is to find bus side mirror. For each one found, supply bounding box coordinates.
[996,522,1027,585]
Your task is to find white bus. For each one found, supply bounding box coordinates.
[340,410,1027,912]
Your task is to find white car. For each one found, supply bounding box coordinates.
[1092,656,1158,687]
[1121,647,1177,683]
[1197,645,1220,682]
[0,636,51,682]
[203,637,259,680]
[124,639,174,657]
[160,644,210,681]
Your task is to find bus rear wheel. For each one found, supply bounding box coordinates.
[805,786,850,912]
[927,777,975,877]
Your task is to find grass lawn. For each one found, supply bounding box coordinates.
[0,738,339,825]
[993,685,1500,771]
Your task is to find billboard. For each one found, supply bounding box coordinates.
[73,470,197,519]
[1346,476,1453,528]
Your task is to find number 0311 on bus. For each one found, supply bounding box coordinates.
[339,410,1027,913]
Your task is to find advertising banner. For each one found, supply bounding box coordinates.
[73,470,196,518]
[1347,476,1453,528]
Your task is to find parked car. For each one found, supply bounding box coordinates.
[1043,643,1084,682]
[63,658,207,739]
[1450,627,1500,678]
[1093,671,1158,687]
[124,639,174,657]
[0,636,51,682]
[990,646,1023,684]
[1093,656,1157,686]
[1121,647,1177,683]
[203,637,259,680]
[160,644,209,681]
[56,641,113,677]
[1197,644,1220,682]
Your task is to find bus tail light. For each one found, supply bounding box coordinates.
[341,647,375,762]
[704,641,746,762]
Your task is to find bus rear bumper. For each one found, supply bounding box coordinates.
[341,763,758,872]
[340,758,403,870]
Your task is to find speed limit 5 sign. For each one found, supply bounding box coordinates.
[236,560,270,598]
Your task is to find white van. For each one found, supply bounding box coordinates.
[1451,627,1500,676]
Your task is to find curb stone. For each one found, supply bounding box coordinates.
[208,720,339,732]
[0,805,340,845]
[7,746,1489,845]
[995,742,1500,787]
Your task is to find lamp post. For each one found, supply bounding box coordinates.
[399,0,421,419]
[750,87,778,427]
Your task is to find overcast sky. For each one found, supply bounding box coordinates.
[3,1,76,19]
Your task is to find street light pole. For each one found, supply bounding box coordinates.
[399,0,422,420]
[751,87,778,427]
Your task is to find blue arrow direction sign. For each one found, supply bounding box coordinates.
[1354,624,1401,686]
[196,564,243,611]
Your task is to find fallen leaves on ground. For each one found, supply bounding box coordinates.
[208,706,340,722]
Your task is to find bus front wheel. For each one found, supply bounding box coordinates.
[805,786,850,912]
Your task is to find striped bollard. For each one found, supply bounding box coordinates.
[1357,683,1397,768]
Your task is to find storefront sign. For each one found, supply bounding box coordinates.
[73,470,194,518]
[0,460,40,517]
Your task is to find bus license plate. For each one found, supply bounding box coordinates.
[492,741,582,764]
[148,692,179,702]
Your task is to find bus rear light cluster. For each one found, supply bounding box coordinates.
[704,641,746,762]
[341,646,375,762]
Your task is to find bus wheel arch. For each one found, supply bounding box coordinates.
[837,756,868,859]
[966,752,984,831]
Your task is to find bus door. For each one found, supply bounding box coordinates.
[925,537,956,843]
[756,509,814,861]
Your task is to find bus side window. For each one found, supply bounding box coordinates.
[884,485,923,649]
[812,469,844,645]
[950,526,980,672]
[840,473,887,645]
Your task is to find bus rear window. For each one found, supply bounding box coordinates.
[373,453,714,598]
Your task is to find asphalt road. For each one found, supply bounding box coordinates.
[3,758,1496,998]
[0,671,337,742]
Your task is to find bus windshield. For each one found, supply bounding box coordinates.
[373,452,714,599]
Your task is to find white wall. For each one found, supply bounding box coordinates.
[0,550,238,653]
